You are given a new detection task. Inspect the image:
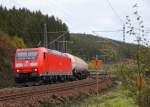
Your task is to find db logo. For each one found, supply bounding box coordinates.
[25,61,29,64]
[24,61,29,66]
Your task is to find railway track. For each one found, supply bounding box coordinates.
[0,78,111,102]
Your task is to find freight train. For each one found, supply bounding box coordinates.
[13,47,89,83]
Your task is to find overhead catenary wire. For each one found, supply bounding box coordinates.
[48,0,82,27]
[101,0,126,42]
[47,32,68,46]
[93,30,122,33]
[105,0,124,24]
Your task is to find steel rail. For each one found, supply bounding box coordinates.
[0,79,110,101]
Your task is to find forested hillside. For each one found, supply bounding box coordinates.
[0,6,69,47]
[69,33,137,62]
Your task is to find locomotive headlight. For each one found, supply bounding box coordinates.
[32,68,38,72]
[16,69,20,72]
[30,62,37,66]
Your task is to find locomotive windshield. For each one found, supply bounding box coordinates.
[16,51,38,60]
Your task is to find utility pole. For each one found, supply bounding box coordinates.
[57,40,68,52]
[63,36,65,52]
[44,24,48,48]
[33,24,67,49]
[96,55,99,95]
[65,40,67,52]
[91,55,101,95]
[47,32,67,50]
[123,24,126,42]
[136,36,141,73]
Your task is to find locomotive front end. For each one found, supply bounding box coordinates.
[14,49,40,82]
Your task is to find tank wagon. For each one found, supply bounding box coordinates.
[13,47,89,83]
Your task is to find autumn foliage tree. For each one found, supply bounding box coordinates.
[11,36,26,48]
[0,32,17,87]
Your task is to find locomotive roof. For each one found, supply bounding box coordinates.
[16,47,68,57]
[16,47,46,52]
[47,49,66,56]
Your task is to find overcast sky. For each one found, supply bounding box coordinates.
[0,0,150,43]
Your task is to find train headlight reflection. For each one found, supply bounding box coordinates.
[33,68,38,72]
[16,69,20,72]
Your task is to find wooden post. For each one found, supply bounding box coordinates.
[96,64,99,95]
[91,56,102,95]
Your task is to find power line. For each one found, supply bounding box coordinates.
[92,26,126,42]
[123,24,125,42]
[32,31,67,34]
[105,0,127,42]
[50,1,73,18]
[47,32,67,46]
[93,30,122,33]
[105,0,124,24]
[49,1,78,25]
[44,23,48,48]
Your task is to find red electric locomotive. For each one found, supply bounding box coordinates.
[13,47,88,83]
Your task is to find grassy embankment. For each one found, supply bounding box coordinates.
[39,84,138,107]
[40,62,139,107]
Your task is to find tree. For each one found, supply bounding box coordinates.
[11,36,26,48]
[0,6,69,48]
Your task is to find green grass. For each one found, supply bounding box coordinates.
[40,85,138,107]
[71,88,138,107]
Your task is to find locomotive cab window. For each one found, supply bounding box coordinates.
[16,50,38,60]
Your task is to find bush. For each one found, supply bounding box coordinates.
[136,88,150,107]
[0,31,17,87]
